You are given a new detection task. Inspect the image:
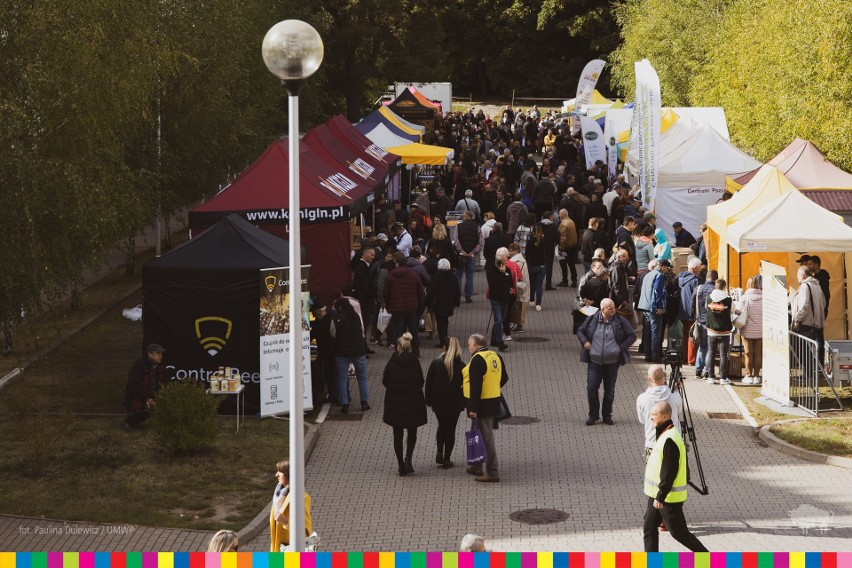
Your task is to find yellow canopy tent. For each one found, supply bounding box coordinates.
[386,143,454,166]
[706,164,796,286]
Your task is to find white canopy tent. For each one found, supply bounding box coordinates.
[727,190,852,339]
[361,123,414,149]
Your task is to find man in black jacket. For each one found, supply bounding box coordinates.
[454,211,483,303]
[464,334,509,482]
[643,401,708,552]
[123,344,167,430]
[352,247,377,354]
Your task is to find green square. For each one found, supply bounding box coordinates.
[127,553,142,568]
[31,553,47,568]
[662,553,679,568]
[758,553,774,568]
[268,553,284,568]
[348,553,364,568]
[410,553,427,568]
[506,553,522,568]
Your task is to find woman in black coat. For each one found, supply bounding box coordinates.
[426,259,460,348]
[424,336,465,468]
[382,332,427,476]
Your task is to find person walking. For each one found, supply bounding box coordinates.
[428,259,461,348]
[382,332,428,476]
[642,401,708,552]
[453,211,483,303]
[638,260,668,363]
[739,276,764,385]
[692,270,718,378]
[539,211,558,290]
[637,365,682,460]
[485,251,515,351]
[463,334,509,482]
[270,460,312,552]
[330,298,370,414]
[424,336,465,468]
[524,221,547,311]
[577,298,636,426]
[383,251,426,357]
[704,279,733,385]
[557,208,579,287]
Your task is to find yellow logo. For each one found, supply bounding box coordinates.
[264,275,277,292]
[195,317,233,356]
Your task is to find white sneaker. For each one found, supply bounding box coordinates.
[705,376,715,384]
[535,305,542,312]
[719,378,731,385]
[503,336,512,341]
[753,376,762,384]
[741,376,754,385]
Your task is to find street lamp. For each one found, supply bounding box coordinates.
[262,19,323,553]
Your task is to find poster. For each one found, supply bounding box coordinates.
[575,59,606,109]
[633,59,661,213]
[760,261,791,406]
[579,116,606,170]
[259,266,313,417]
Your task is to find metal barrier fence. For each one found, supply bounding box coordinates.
[789,330,844,416]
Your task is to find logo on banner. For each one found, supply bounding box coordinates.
[264,275,277,292]
[585,132,598,141]
[348,158,375,180]
[365,144,388,161]
[609,136,616,146]
[195,317,233,356]
[319,173,358,199]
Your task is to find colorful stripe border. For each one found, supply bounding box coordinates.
[0,553,851,568]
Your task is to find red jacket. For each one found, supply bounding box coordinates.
[383,265,425,314]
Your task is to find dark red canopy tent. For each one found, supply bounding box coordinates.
[189,138,379,302]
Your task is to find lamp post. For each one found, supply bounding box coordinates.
[262,19,323,553]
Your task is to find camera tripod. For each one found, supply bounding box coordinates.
[666,359,710,496]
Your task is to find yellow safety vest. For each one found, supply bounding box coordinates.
[644,425,688,503]
[462,350,502,400]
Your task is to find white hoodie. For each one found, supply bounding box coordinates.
[636,384,683,449]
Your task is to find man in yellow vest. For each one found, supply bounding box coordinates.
[643,401,707,552]
[463,333,509,482]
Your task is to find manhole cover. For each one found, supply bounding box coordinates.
[325,413,364,421]
[707,412,742,420]
[501,416,540,425]
[512,336,550,343]
[509,508,569,525]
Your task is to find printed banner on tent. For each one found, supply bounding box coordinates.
[760,261,791,406]
[575,59,606,109]
[633,59,661,212]
[604,115,619,184]
[579,116,606,171]
[259,266,313,417]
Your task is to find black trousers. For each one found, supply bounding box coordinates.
[643,497,708,552]
[392,426,418,466]
[559,248,578,283]
[435,314,450,345]
[435,412,461,461]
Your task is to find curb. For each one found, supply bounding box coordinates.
[759,419,852,469]
[236,422,322,544]
[721,384,759,429]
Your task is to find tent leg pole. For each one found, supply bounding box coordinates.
[739,252,743,288]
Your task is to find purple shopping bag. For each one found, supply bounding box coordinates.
[466,418,488,465]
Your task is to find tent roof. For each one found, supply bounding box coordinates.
[360,122,415,149]
[802,190,852,213]
[732,138,852,190]
[303,120,391,192]
[657,121,760,187]
[148,214,291,269]
[727,190,852,253]
[189,138,374,227]
[386,142,454,166]
[406,86,441,110]
[386,88,438,120]
[378,105,425,134]
[707,164,797,235]
[357,110,421,142]
[324,115,401,175]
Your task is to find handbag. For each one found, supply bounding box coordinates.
[494,394,512,430]
[465,418,488,465]
[732,296,749,329]
[376,308,391,333]
[690,321,702,344]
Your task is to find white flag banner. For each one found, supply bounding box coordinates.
[575,59,606,109]
[259,266,313,417]
[633,59,661,212]
[579,116,606,170]
[603,112,621,183]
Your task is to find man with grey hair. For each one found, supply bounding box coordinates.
[637,365,682,460]
[791,265,826,363]
[454,211,483,304]
[676,257,704,364]
[459,533,486,552]
[455,189,481,220]
[638,259,668,363]
[464,334,509,482]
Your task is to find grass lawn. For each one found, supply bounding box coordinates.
[0,236,298,530]
[770,419,852,458]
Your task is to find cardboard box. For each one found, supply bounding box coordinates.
[727,352,743,378]
[672,247,693,274]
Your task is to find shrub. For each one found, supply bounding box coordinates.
[153,381,220,454]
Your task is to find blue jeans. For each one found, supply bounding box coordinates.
[529,265,546,305]
[587,361,619,420]
[643,311,663,360]
[489,299,506,345]
[389,312,420,356]
[335,355,368,405]
[694,323,708,374]
[706,334,730,380]
[455,255,475,300]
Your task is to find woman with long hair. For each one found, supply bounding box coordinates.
[424,336,465,468]
[525,221,547,311]
[739,276,764,385]
[330,297,369,415]
[208,530,238,552]
[382,332,427,476]
[269,460,312,551]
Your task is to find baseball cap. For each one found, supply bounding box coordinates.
[146,343,166,353]
[658,259,673,268]
[795,254,811,264]
[644,212,656,220]
[672,221,683,228]
[376,233,388,241]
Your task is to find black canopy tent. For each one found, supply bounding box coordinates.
[142,214,305,414]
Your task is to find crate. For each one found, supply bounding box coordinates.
[727,351,743,378]
[672,247,693,274]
